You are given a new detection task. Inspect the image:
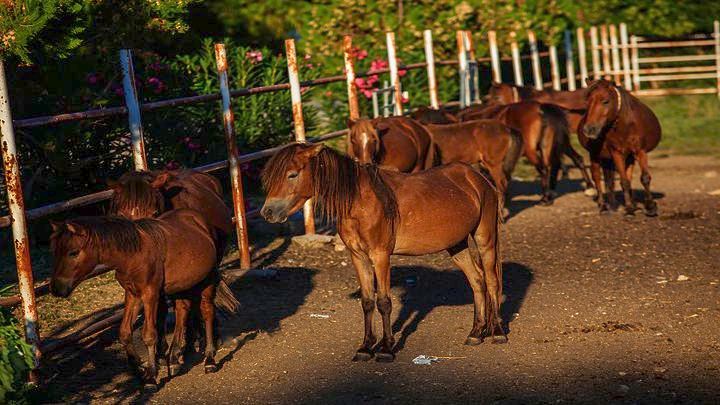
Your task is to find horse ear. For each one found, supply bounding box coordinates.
[347,118,357,129]
[585,78,593,86]
[65,223,86,236]
[50,220,64,233]
[150,172,171,189]
[106,178,122,192]
[491,81,500,87]
[375,121,391,135]
[302,143,324,158]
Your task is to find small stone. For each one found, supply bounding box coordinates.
[677,275,689,282]
[704,170,718,178]
[617,385,630,395]
[291,234,334,249]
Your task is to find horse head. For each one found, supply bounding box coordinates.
[582,78,623,139]
[347,118,386,165]
[260,143,324,223]
[108,171,169,219]
[49,220,100,298]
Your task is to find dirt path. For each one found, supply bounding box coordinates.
[41,155,720,404]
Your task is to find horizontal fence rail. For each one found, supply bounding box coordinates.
[2,21,719,372]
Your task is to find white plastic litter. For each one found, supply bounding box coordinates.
[412,355,440,365]
[309,313,330,319]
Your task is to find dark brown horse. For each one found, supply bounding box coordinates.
[261,143,504,362]
[347,116,435,172]
[49,209,238,389]
[488,82,587,134]
[459,101,593,204]
[108,169,232,258]
[422,119,523,201]
[579,79,661,215]
[410,106,459,124]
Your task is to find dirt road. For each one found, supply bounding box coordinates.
[41,155,720,404]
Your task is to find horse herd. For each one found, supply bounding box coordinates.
[48,78,661,390]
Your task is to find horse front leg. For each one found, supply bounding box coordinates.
[199,282,218,373]
[603,167,617,210]
[349,251,376,361]
[120,291,142,373]
[611,151,637,215]
[637,150,658,216]
[590,159,609,213]
[140,289,160,390]
[168,298,191,376]
[371,251,395,362]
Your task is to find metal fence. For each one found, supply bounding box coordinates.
[2,22,719,373]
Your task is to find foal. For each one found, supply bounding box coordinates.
[579,79,661,215]
[261,143,504,362]
[50,209,238,388]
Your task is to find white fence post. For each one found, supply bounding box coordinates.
[564,30,577,90]
[714,20,720,98]
[549,44,561,90]
[620,23,632,89]
[590,26,601,80]
[489,30,502,83]
[528,30,543,90]
[601,25,611,79]
[119,49,149,171]
[610,24,622,85]
[577,27,589,87]
[510,31,524,85]
[423,30,439,108]
[631,35,641,91]
[386,32,404,115]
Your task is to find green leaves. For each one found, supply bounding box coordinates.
[0,305,34,403]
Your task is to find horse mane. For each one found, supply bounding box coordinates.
[109,171,165,215]
[262,143,398,227]
[61,216,166,253]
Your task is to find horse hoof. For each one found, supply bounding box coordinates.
[143,383,158,393]
[599,208,611,216]
[204,364,218,374]
[492,335,509,345]
[464,336,483,346]
[645,203,658,217]
[539,198,553,206]
[624,208,636,217]
[375,352,395,363]
[169,363,182,377]
[584,188,598,198]
[352,350,373,362]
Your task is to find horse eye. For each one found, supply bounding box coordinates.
[68,250,80,258]
[602,99,610,105]
[287,172,299,179]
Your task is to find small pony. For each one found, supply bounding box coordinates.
[261,143,504,362]
[579,79,661,215]
[347,116,435,172]
[50,209,238,389]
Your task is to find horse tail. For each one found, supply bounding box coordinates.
[502,127,523,180]
[214,278,240,317]
[539,104,570,167]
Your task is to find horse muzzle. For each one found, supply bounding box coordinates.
[583,125,602,139]
[50,277,74,298]
[260,200,289,224]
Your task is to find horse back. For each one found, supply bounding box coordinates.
[156,209,218,294]
[374,117,434,172]
[164,169,233,235]
[629,96,662,151]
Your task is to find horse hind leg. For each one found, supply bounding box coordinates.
[565,144,596,195]
[349,251,377,361]
[168,298,191,377]
[473,192,506,343]
[370,250,395,362]
[637,150,658,216]
[199,282,218,373]
[449,243,486,345]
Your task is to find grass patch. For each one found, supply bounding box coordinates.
[642,94,720,157]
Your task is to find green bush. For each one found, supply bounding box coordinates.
[0,295,34,404]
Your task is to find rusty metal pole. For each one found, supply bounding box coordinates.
[343,36,360,120]
[0,60,41,379]
[214,44,251,270]
[385,32,404,116]
[423,30,439,109]
[465,31,480,103]
[119,50,149,171]
[620,23,632,89]
[285,39,316,234]
[590,26,601,80]
[564,30,576,91]
[577,28,589,87]
[456,31,467,107]
[631,35,641,91]
[609,24,622,85]
[528,30,543,90]
[600,25,611,80]
[510,32,524,86]
[713,21,719,98]
[488,30,502,83]
[549,44,561,90]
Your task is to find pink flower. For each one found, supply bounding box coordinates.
[148,61,163,72]
[401,95,409,104]
[362,89,373,98]
[325,91,333,97]
[366,75,379,86]
[356,49,368,60]
[182,137,191,144]
[187,142,201,151]
[114,87,124,97]
[165,161,180,170]
[305,63,314,70]
[370,59,388,71]
[245,50,263,64]
[354,77,366,87]
[86,73,100,85]
[147,77,165,94]
[304,53,312,61]
[398,69,407,77]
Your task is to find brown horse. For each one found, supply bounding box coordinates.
[459,101,593,204]
[422,119,523,201]
[410,106,459,124]
[579,79,661,216]
[261,143,504,362]
[488,82,587,134]
[347,116,435,172]
[108,169,232,258]
[49,209,239,389]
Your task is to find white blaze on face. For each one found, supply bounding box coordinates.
[360,131,370,153]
